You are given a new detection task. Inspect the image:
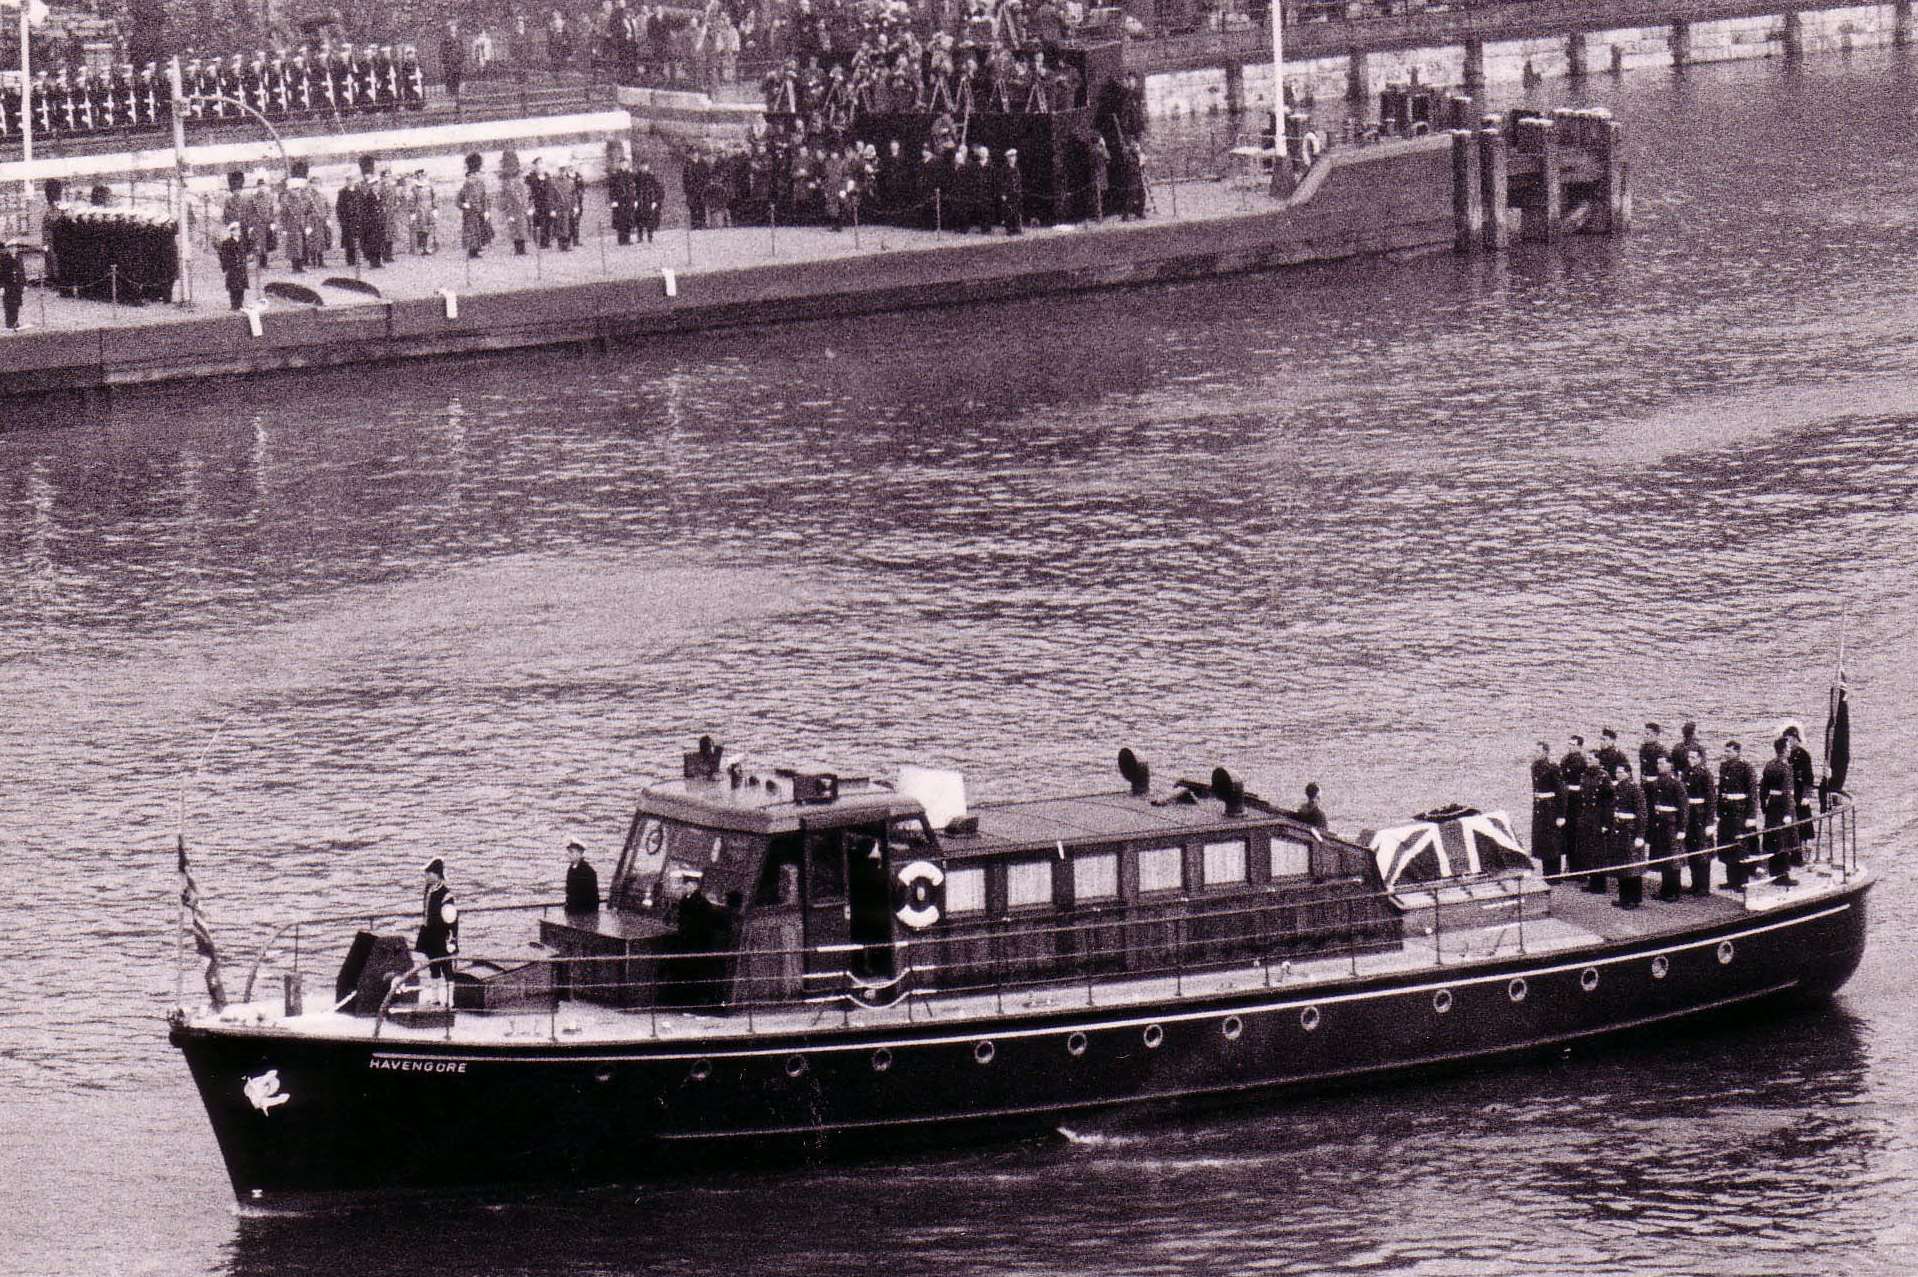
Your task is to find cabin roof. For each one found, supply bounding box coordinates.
[943,789,1306,859]
[639,777,926,834]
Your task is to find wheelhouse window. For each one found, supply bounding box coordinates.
[1073,852,1119,902]
[1138,846,1183,895]
[1203,839,1247,886]
[946,866,986,915]
[1270,834,1312,879]
[1006,860,1053,909]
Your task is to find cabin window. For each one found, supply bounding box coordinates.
[946,866,986,915]
[1138,846,1183,895]
[1073,853,1119,902]
[1006,860,1053,909]
[1203,839,1247,886]
[1270,834,1312,879]
[807,829,848,902]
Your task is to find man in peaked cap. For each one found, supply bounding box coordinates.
[1717,739,1759,890]
[1638,723,1667,784]
[1594,727,1629,782]
[564,839,600,914]
[1782,722,1815,856]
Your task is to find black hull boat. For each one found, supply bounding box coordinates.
[169,742,1869,1210]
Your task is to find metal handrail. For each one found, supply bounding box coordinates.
[235,802,1860,1039]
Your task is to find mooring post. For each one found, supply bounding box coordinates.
[1567,31,1589,80]
[1451,129,1482,255]
[1782,11,1804,62]
[1898,0,1913,48]
[1514,114,1561,243]
[1463,38,1486,98]
[1598,117,1629,234]
[1669,19,1692,71]
[1224,59,1245,116]
[1477,124,1508,253]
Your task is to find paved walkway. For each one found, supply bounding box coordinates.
[2,175,1273,339]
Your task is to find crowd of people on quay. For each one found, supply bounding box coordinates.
[1528,719,1838,910]
[0,44,427,143]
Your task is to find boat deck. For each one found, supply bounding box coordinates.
[194,859,1860,1049]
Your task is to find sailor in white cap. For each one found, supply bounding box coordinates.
[564,838,599,914]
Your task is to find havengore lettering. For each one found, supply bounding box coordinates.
[368,1058,468,1072]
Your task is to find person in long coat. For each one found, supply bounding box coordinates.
[1573,754,1611,892]
[497,151,531,254]
[526,158,555,248]
[1528,741,1565,880]
[408,171,438,253]
[552,165,578,249]
[241,178,276,268]
[634,161,664,242]
[458,157,491,257]
[336,173,366,266]
[1610,764,1648,909]
[279,177,326,271]
[216,222,249,310]
[607,158,639,244]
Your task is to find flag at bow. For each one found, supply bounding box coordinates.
[178,835,228,1009]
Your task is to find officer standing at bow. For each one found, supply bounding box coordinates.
[1530,741,1566,878]
[1784,724,1816,858]
[1647,753,1689,902]
[1611,763,1648,910]
[1559,734,1588,874]
[1679,743,1718,896]
[1595,728,1629,782]
[1717,739,1759,890]
[1761,737,1799,887]
[1575,750,1612,893]
[1639,722,1668,787]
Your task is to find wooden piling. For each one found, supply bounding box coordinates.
[1463,38,1486,97]
[1567,31,1590,80]
[1346,50,1369,104]
[1670,20,1692,71]
[1477,126,1508,253]
[1224,60,1245,115]
[1514,115,1561,243]
[1452,129,1483,255]
[1782,11,1804,62]
[1598,118,1629,234]
[1897,1,1912,48]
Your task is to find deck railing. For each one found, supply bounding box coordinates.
[228,799,1860,1042]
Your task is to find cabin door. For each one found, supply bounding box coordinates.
[802,821,897,986]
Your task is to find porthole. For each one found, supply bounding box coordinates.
[1508,977,1528,1004]
[1651,956,1670,981]
[1433,988,1454,1015]
[974,1040,996,1065]
[871,1048,893,1073]
[1066,1031,1088,1057]
[1300,1005,1321,1032]
[1221,1015,1244,1042]
[687,1058,712,1082]
[1143,1024,1165,1049]
[1717,940,1735,965]
[1580,967,1600,993]
[784,1054,808,1078]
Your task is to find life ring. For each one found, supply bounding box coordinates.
[1302,131,1323,163]
[895,860,945,929]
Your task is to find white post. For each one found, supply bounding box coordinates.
[1269,0,1284,127]
[168,57,193,304]
[17,0,33,239]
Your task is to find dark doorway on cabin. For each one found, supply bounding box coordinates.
[803,823,897,985]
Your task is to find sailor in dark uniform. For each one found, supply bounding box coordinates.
[1610,763,1647,909]
[1296,782,1328,831]
[416,857,460,1002]
[1760,737,1799,886]
[1559,734,1588,874]
[1717,739,1759,890]
[1575,752,1612,892]
[564,838,600,914]
[1675,721,1707,775]
[1529,741,1565,878]
[1638,722,1668,787]
[1594,727,1629,783]
[1783,724,1816,859]
[1647,753,1689,902]
[1679,743,1717,895]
